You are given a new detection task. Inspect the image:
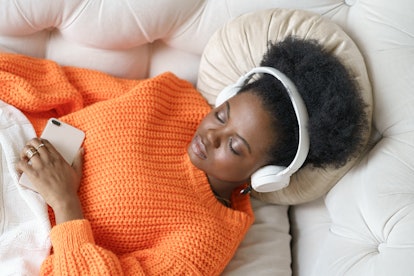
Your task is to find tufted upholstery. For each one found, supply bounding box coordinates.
[1,0,413,275]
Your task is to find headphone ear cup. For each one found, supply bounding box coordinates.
[251,165,290,192]
[215,84,240,107]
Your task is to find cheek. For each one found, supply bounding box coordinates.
[198,112,214,129]
[210,152,254,182]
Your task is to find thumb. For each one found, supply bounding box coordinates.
[72,148,84,176]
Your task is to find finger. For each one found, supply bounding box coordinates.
[71,148,84,176]
[20,144,40,162]
[26,137,42,148]
[25,137,49,156]
[40,139,61,157]
[15,162,23,175]
[16,158,35,176]
[34,140,48,154]
[21,137,45,159]
[20,138,36,160]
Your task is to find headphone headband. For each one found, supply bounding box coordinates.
[252,67,309,176]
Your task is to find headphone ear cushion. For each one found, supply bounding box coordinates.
[251,165,290,192]
[215,84,240,107]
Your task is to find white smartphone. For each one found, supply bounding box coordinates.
[19,118,85,191]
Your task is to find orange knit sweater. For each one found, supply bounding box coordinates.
[0,53,254,275]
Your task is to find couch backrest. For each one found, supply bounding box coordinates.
[1,1,413,275]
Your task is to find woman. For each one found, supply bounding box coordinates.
[7,36,367,275]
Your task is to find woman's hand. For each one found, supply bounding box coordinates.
[16,138,84,224]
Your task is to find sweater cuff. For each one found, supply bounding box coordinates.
[50,219,95,253]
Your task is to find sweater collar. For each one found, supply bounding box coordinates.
[182,154,254,220]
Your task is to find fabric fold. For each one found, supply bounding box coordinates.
[0,100,51,275]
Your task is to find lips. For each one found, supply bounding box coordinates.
[191,135,207,159]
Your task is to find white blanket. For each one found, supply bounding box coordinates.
[0,100,51,275]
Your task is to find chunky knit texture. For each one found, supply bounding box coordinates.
[0,53,254,275]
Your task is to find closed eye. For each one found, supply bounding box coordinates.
[229,137,240,156]
[215,103,228,124]
[215,111,225,123]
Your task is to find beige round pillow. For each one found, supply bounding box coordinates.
[197,8,373,205]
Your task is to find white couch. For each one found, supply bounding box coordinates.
[1,1,413,275]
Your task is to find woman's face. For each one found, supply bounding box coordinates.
[188,91,276,186]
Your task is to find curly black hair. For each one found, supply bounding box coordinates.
[239,36,368,169]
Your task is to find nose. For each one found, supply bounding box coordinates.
[206,128,222,149]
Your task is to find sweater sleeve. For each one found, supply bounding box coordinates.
[40,219,215,275]
[40,220,126,275]
[0,53,140,118]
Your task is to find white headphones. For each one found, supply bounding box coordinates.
[215,67,310,192]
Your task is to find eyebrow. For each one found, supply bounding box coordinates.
[226,101,252,154]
